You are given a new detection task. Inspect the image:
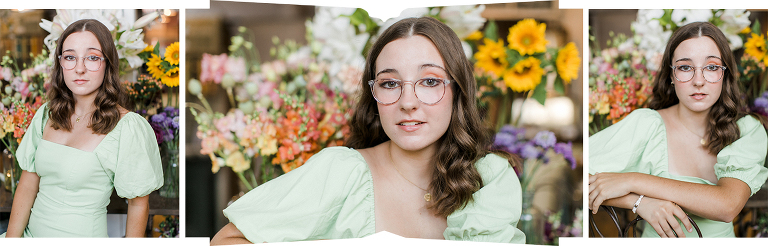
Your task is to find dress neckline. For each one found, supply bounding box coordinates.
[39,105,136,153]
[647,109,717,185]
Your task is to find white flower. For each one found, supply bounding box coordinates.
[719,9,751,50]
[438,5,486,40]
[671,9,713,25]
[311,7,368,88]
[377,7,430,37]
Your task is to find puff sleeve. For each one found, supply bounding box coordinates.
[443,154,526,243]
[15,103,47,173]
[101,113,163,199]
[222,147,375,243]
[588,109,667,175]
[714,115,768,196]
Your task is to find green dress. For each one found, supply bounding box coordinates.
[223,147,526,243]
[2,103,163,237]
[589,108,768,237]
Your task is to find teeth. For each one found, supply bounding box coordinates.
[400,122,420,126]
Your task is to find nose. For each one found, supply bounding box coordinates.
[691,68,705,87]
[74,57,87,74]
[398,82,419,112]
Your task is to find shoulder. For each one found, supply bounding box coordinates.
[736,115,765,134]
[474,153,515,183]
[625,108,663,123]
[300,146,367,171]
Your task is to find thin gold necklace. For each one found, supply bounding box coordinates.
[677,111,706,145]
[388,144,431,202]
[74,110,94,123]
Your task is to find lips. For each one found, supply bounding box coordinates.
[690,92,707,100]
[397,120,425,132]
[74,79,88,85]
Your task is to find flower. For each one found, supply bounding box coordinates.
[439,5,486,40]
[162,67,180,87]
[226,151,250,173]
[745,33,767,63]
[503,57,544,92]
[466,30,483,41]
[200,53,228,84]
[556,42,581,83]
[532,131,556,148]
[164,42,180,66]
[146,54,165,80]
[554,142,577,169]
[507,19,548,56]
[474,38,508,77]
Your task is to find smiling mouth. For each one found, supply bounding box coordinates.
[398,121,424,126]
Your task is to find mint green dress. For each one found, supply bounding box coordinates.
[223,147,526,243]
[2,103,163,237]
[589,108,768,237]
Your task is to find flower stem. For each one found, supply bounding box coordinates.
[236,171,254,191]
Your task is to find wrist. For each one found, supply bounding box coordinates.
[632,194,645,214]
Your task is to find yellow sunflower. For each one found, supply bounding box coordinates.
[466,30,483,41]
[556,42,581,83]
[164,42,180,66]
[744,33,767,62]
[146,53,164,80]
[508,19,548,56]
[141,44,154,53]
[503,57,544,92]
[474,38,508,77]
[161,67,179,87]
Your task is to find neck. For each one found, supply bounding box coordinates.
[675,104,708,133]
[387,141,434,184]
[73,96,97,116]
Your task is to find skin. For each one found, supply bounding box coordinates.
[211,35,454,244]
[6,31,150,237]
[589,37,752,237]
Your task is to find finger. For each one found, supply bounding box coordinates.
[659,220,675,238]
[593,195,606,214]
[666,212,685,238]
[589,174,596,184]
[649,222,666,238]
[589,191,601,213]
[674,207,693,233]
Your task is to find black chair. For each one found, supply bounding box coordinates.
[589,205,702,238]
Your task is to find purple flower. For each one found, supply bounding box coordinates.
[754,97,768,109]
[493,132,515,149]
[150,122,164,145]
[554,142,577,169]
[532,131,556,148]
[520,142,541,160]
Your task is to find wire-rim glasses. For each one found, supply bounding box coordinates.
[670,64,727,83]
[368,77,452,105]
[58,53,107,71]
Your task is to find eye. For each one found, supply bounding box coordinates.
[86,55,102,62]
[676,65,693,72]
[704,65,720,71]
[378,79,400,89]
[62,55,77,61]
[418,78,443,87]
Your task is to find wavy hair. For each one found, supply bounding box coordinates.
[345,17,506,217]
[648,22,746,154]
[47,19,130,134]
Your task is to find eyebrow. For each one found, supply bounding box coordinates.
[62,47,104,54]
[375,63,448,77]
[674,55,722,63]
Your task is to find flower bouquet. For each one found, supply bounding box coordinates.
[742,21,768,106]
[470,18,581,130]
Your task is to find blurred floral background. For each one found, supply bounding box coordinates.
[186,1,583,244]
[589,9,768,237]
[0,9,179,237]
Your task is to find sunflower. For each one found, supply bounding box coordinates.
[161,67,179,87]
[745,33,768,63]
[503,57,544,92]
[141,44,154,53]
[556,42,581,83]
[466,30,483,41]
[146,53,165,80]
[508,19,548,56]
[474,38,508,77]
[164,42,180,66]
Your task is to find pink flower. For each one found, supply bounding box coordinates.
[0,67,11,81]
[226,56,247,82]
[11,77,30,98]
[200,53,228,84]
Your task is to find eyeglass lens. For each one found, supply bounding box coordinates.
[673,65,724,83]
[371,78,447,105]
[59,54,104,71]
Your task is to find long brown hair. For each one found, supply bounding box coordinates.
[648,22,745,154]
[47,19,130,134]
[346,17,496,217]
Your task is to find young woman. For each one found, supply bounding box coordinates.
[589,22,768,238]
[3,19,163,237]
[211,17,525,244]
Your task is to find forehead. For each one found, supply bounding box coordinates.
[61,31,102,52]
[672,36,721,62]
[375,35,445,74]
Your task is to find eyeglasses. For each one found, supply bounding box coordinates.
[368,77,451,105]
[58,54,107,71]
[670,64,727,83]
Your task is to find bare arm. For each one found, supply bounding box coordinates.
[211,223,254,245]
[600,192,694,237]
[6,170,40,237]
[125,195,150,237]
[590,172,750,222]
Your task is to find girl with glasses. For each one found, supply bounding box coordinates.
[589,22,768,237]
[3,19,162,237]
[212,17,524,244]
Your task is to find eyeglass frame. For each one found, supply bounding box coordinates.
[57,53,108,72]
[367,77,452,105]
[670,64,727,83]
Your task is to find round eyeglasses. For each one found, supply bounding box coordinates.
[670,64,726,83]
[368,77,451,105]
[58,54,107,71]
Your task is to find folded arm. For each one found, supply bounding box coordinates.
[6,170,40,237]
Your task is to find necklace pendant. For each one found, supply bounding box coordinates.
[700,139,706,145]
[76,117,81,123]
[424,193,431,202]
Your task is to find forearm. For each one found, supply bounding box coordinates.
[125,195,150,237]
[6,171,40,237]
[211,223,254,245]
[601,193,641,210]
[626,173,749,222]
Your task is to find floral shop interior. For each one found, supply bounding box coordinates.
[185,1,583,244]
[0,9,180,237]
[589,9,768,237]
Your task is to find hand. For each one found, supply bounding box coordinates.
[589,173,636,213]
[635,196,693,238]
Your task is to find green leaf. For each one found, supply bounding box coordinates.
[752,21,761,35]
[530,76,548,105]
[484,20,499,41]
[554,77,565,94]
[506,49,523,65]
[153,42,160,55]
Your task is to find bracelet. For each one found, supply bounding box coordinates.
[632,195,645,214]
